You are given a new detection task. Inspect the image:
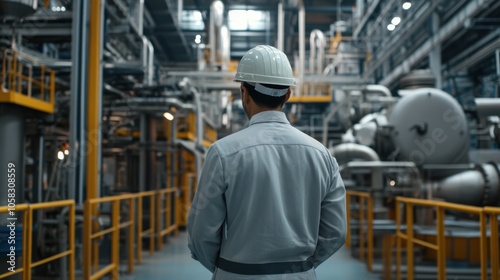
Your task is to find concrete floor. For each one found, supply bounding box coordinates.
[122,232,380,280]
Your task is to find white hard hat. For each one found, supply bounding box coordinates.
[234,45,296,95]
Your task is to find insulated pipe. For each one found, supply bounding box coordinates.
[220,25,230,71]
[330,143,380,163]
[107,97,194,111]
[142,36,149,84]
[147,39,154,86]
[429,163,500,206]
[365,84,392,97]
[297,0,305,96]
[309,29,325,75]
[138,0,144,35]
[475,98,500,118]
[277,1,284,51]
[209,1,224,68]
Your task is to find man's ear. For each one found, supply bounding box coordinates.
[241,86,250,105]
[283,89,291,103]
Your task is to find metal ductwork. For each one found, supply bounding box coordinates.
[0,0,38,20]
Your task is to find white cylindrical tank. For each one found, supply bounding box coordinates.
[389,88,469,165]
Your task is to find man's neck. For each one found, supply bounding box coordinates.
[248,106,282,119]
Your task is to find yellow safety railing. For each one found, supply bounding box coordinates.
[395,197,487,280]
[83,194,135,280]
[137,191,156,264]
[0,200,75,280]
[0,49,55,113]
[156,188,179,250]
[484,207,500,280]
[345,190,374,271]
[0,204,29,280]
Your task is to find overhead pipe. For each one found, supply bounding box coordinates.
[106,97,195,111]
[475,98,500,118]
[364,84,392,97]
[330,143,380,163]
[141,36,154,86]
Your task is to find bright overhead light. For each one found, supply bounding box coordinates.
[402,2,412,10]
[391,16,401,25]
[61,6,66,12]
[195,34,201,44]
[387,24,396,31]
[390,180,396,187]
[163,112,174,121]
[64,149,69,155]
[57,151,64,160]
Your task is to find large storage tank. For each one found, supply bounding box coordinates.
[0,0,38,20]
[389,88,469,165]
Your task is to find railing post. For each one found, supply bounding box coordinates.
[406,202,414,280]
[367,195,374,271]
[479,210,488,280]
[490,212,499,280]
[112,200,120,280]
[436,207,446,280]
[128,197,135,274]
[157,191,162,249]
[359,196,365,261]
[83,200,92,279]
[69,202,75,280]
[137,195,143,264]
[22,207,29,280]
[150,193,155,255]
[346,192,351,248]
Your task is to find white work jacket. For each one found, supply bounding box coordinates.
[187,111,347,280]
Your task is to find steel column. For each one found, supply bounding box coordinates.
[69,0,89,204]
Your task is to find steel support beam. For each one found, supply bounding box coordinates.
[380,0,489,86]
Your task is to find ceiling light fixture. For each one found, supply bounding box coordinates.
[163,112,174,121]
[402,2,412,10]
[391,16,401,25]
[387,24,396,31]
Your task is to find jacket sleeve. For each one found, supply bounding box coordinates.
[187,144,227,272]
[310,156,347,268]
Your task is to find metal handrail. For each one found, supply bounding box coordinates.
[156,188,179,250]
[345,190,374,271]
[0,49,55,112]
[83,194,135,280]
[395,197,487,280]
[484,207,500,280]
[136,191,156,264]
[0,201,75,280]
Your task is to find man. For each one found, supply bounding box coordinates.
[187,45,346,280]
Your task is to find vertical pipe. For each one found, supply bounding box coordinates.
[0,107,25,206]
[138,0,144,36]
[147,40,154,86]
[496,49,500,97]
[298,0,305,97]
[277,1,284,51]
[429,12,442,89]
[139,114,147,192]
[69,0,89,205]
[86,0,103,201]
[178,0,183,27]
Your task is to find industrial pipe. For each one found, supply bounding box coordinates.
[277,1,284,51]
[298,0,305,96]
[209,0,224,68]
[309,29,326,75]
[365,84,392,97]
[330,143,380,164]
[106,97,195,111]
[475,98,500,118]
[428,163,500,206]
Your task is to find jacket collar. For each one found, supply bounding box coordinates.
[248,111,290,126]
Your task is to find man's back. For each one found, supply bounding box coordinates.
[216,111,338,263]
